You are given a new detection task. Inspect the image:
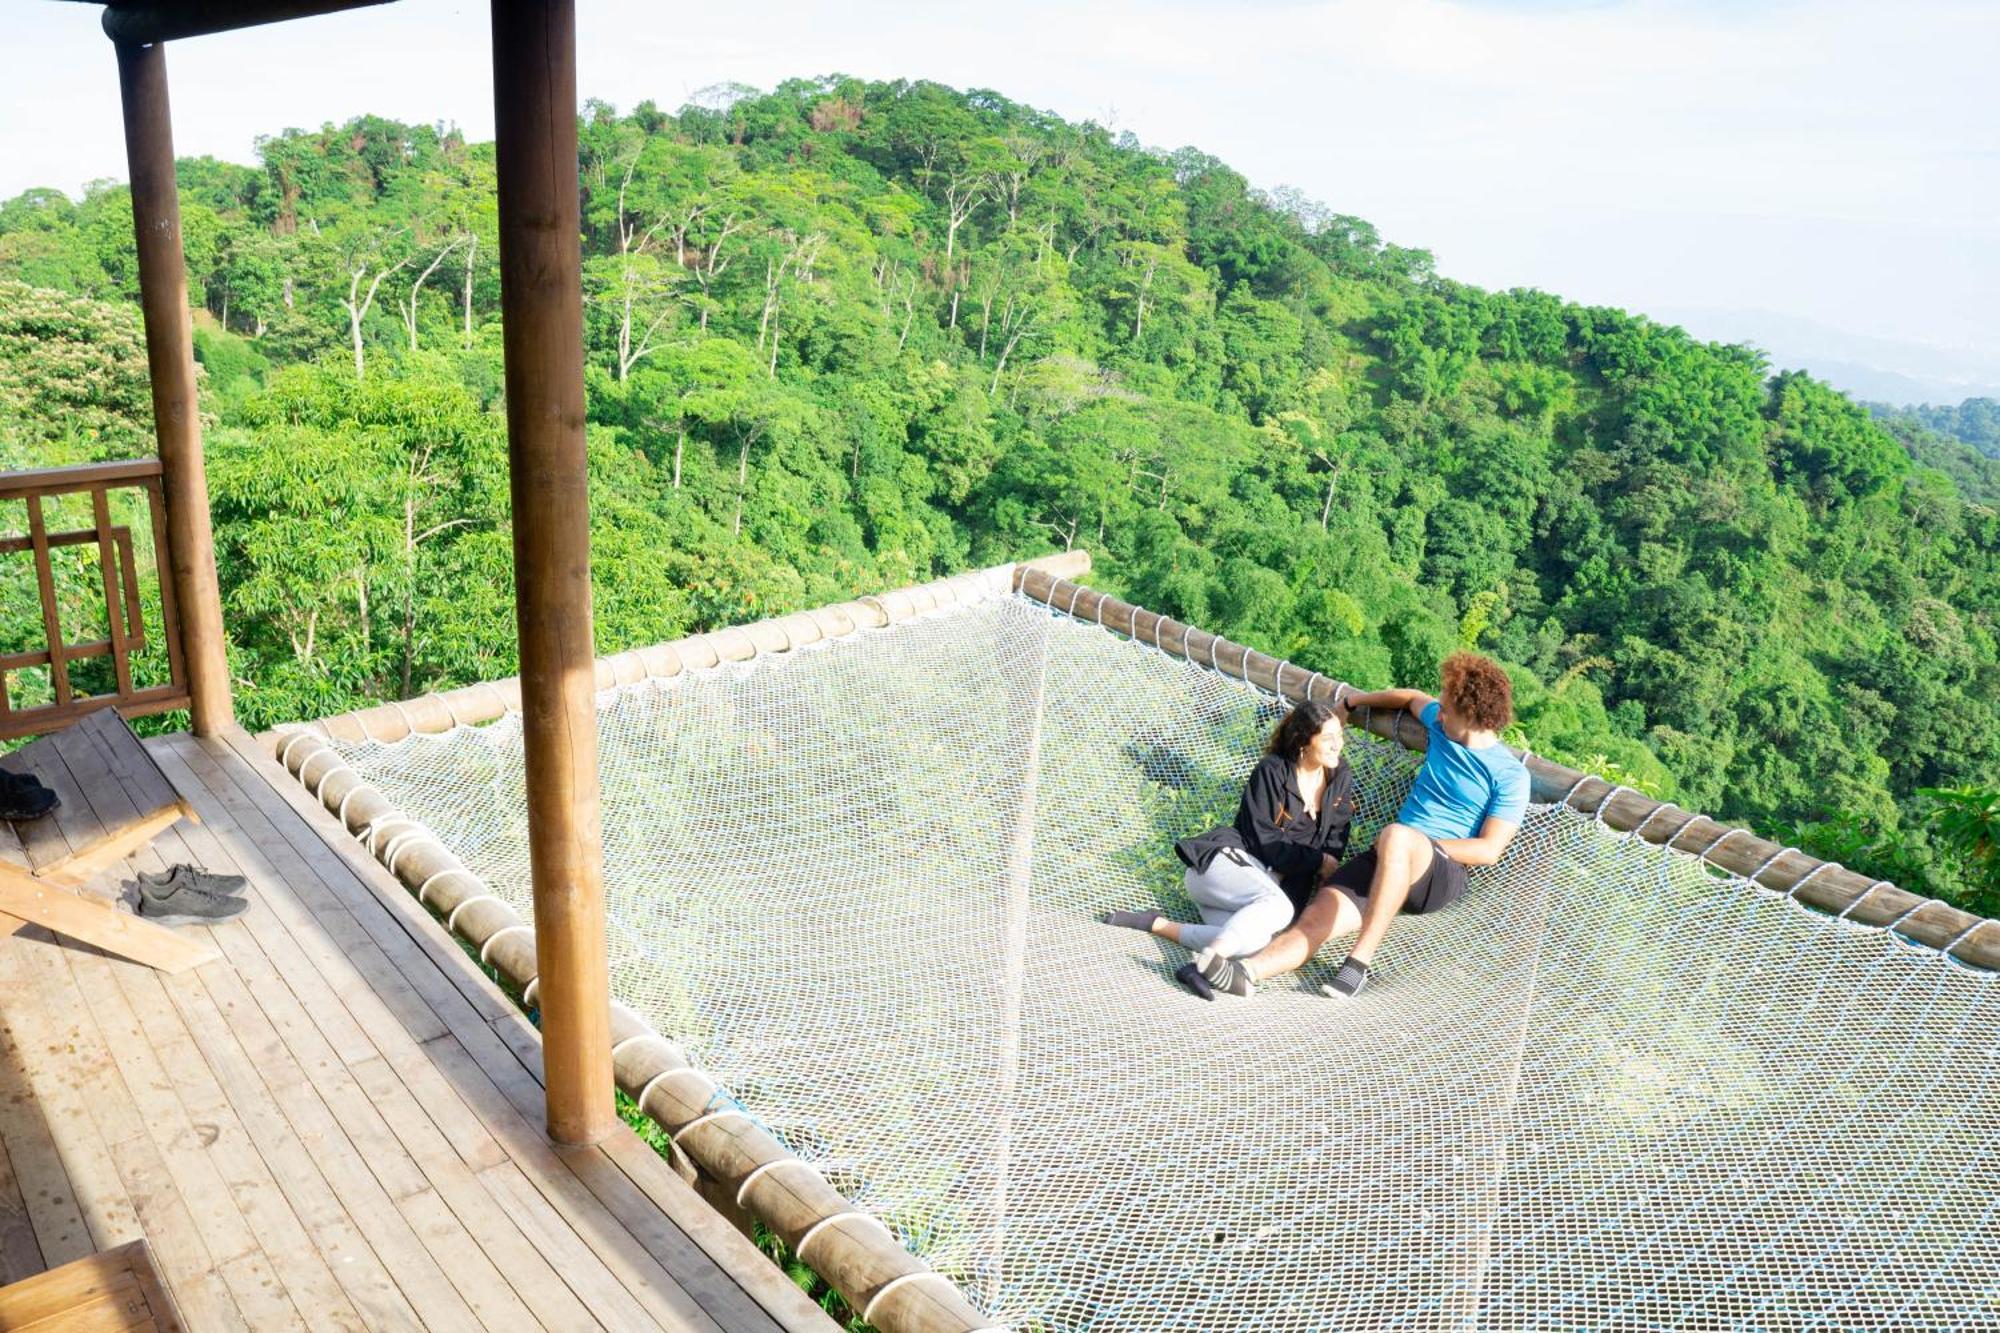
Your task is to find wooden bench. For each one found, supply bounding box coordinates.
[0,709,215,973]
[0,1241,186,1332]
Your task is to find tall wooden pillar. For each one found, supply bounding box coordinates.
[115,40,233,736]
[489,0,615,1145]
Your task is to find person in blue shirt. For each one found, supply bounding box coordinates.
[1183,652,1532,1001]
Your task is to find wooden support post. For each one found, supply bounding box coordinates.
[115,39,233,737]
[489,0,616,1146]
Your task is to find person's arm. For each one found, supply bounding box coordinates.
[1339,687,1435,722]
[1438,765,1530,866]
[1435,816,1519,867]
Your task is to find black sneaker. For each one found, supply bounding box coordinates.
[133,878,249,927]
[135,864,249,897]
[1190,949,1256,999]
[0,770,58,822]
[1173,961,1216,1001]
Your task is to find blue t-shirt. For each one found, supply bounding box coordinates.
[1396,701,1531,841]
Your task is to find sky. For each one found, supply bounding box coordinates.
[7,0,1999,401]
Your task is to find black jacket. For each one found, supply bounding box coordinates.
[1175,754,1356,911]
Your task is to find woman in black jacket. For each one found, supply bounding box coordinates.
[1102,699,1355,983]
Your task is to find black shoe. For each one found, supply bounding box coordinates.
[136,864,248,897]
[133,878,249,927]
[0,770,58,822]
[1173,961,1216,1001]
[1191,949,1256,999]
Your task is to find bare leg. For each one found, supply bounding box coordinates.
[1345,823,1432,965]
[1239,823,1428,981]
[1234,882,1365,981]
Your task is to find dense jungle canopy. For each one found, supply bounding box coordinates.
[0,77,1994,914]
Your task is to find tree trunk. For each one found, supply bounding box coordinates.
[757,259,777,351]
[349,279,366,380]
[673,428,683,489]
[344,260,404,381]
[733,435,751,537]
[618,284,635,380]
[403,239,463,352]
[462,233,476,348]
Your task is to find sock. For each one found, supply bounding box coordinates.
[1172,961,1215,1001]
[1320,957,1370,999]
[1100,908,1162,932]
[1194,948,1255,998]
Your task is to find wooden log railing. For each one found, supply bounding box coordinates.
[0,459,188,739]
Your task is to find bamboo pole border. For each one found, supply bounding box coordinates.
[285,551,1092,748]
[267,555,1089,1333]
[1015,566,2000,974]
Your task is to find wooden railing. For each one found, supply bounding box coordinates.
[0,459,188,739]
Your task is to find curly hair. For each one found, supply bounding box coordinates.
[1265,698,1342,762]
[1440,652,1514,731]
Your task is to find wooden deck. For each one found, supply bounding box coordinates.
[0,721,839,1333]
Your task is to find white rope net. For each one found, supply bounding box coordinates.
[320,589,2000,1331]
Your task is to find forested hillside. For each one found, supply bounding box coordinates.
[1868,399,2000,505]
[1885,398,2000,458]
[1,78,1994,913]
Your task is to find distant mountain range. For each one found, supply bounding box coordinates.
[1654,306,2000,409]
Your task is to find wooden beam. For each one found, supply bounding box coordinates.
[0,864,218,974]
[115,39,233,737]
[489,0,615,1147]
[33,804,193,892]
[0,458,163,502]
[100,0,394,45]
[0,1239,187,1331]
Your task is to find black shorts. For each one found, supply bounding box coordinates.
[1326,837,1468,916]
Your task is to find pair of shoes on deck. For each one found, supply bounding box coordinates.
[129,864,249,927]
[0,769,59,822]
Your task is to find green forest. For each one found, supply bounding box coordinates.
[1,77,1994,916]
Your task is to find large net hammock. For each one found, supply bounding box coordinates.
[320,588,1999,1331]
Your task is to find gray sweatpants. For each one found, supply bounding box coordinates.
[1179,849,1296,957]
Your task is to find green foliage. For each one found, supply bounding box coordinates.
[3,78,1995,916]
[1876,397,2000,459]
[0,279,153,465]
[1866,399,2000,505]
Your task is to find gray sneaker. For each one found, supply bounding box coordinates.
[136,864,248,897]
[133,877,249,927]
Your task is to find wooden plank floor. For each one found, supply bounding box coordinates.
[0,724,839,1333]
